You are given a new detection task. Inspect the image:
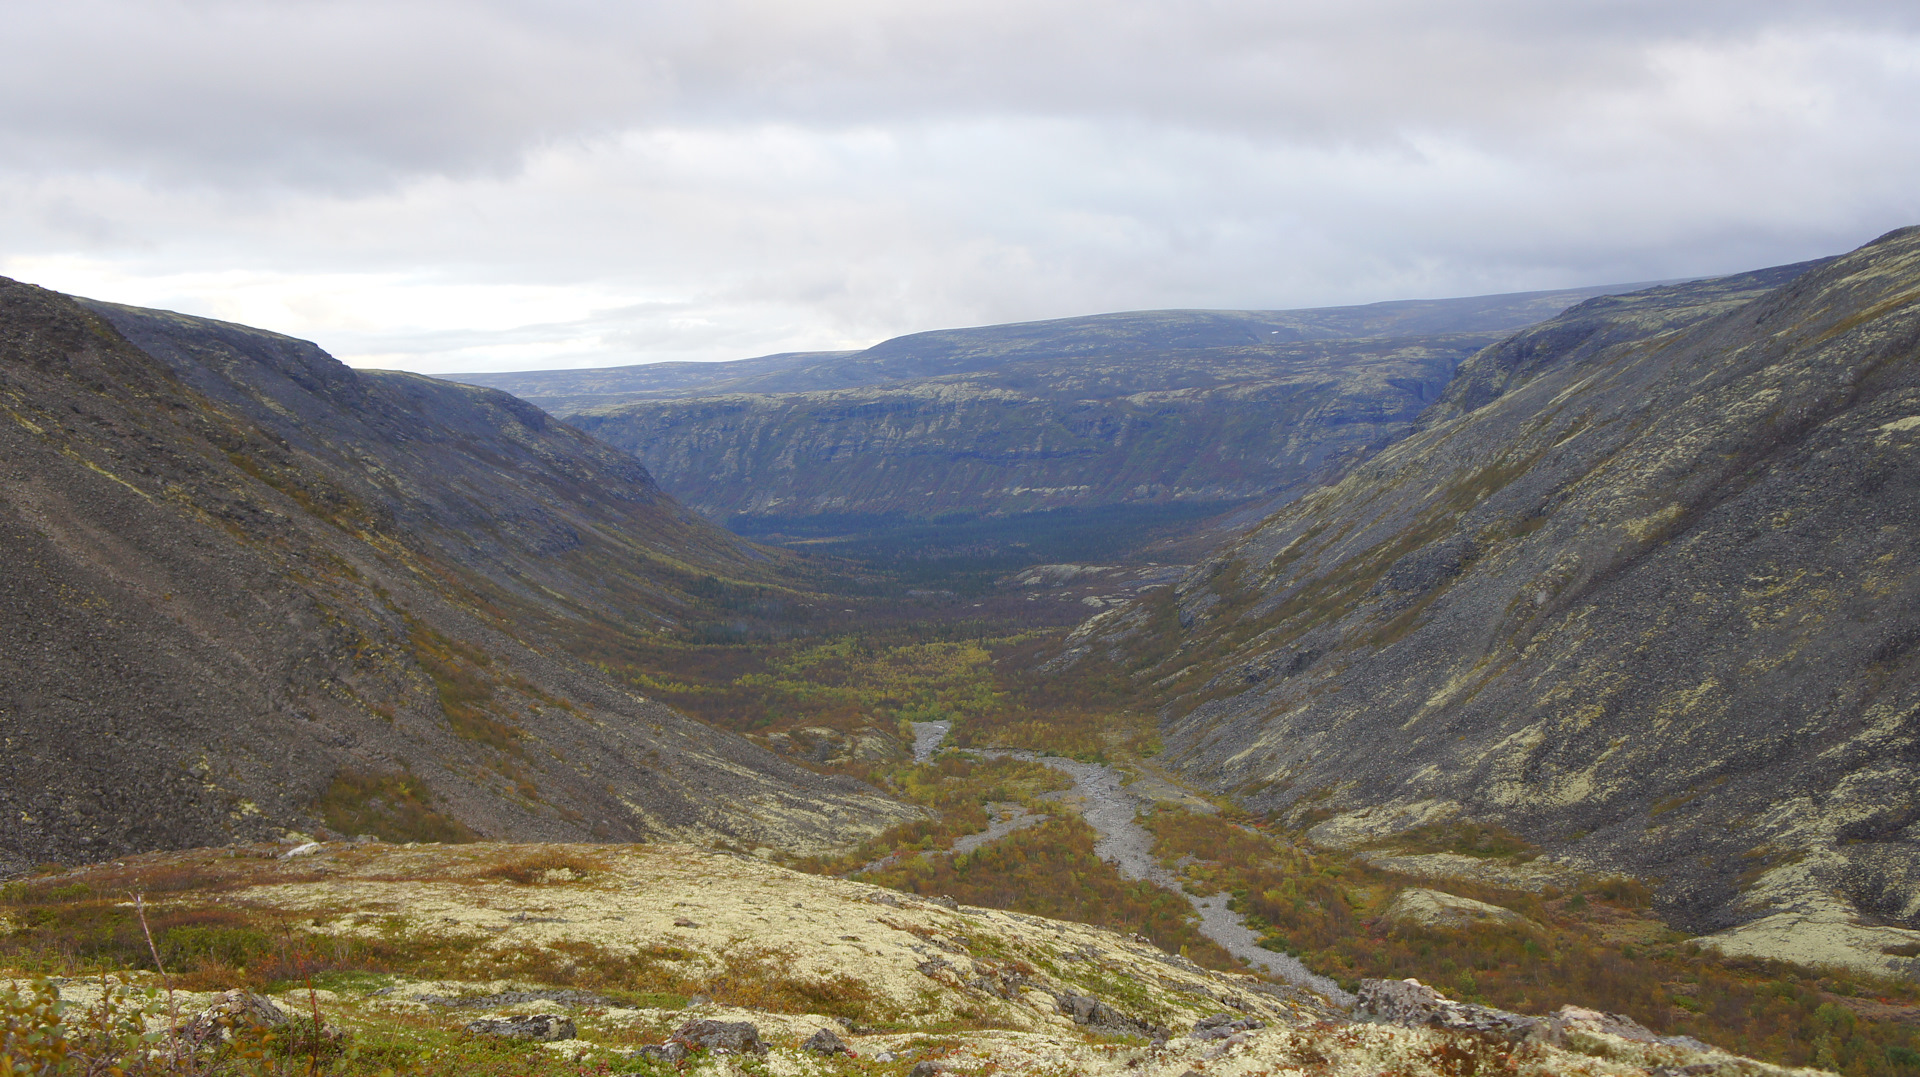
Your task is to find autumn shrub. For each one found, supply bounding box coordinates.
[862,815,1240,971]
[1141,805,1920,1077]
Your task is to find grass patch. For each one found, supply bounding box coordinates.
[316,769,478,845]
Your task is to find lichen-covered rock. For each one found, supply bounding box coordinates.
[1381,888,1540,932]
[1550,1005,1712,1051]
[175,990,287,1049]
[463,1014,575,1041]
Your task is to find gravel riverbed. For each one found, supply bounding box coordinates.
[910,722,1347,1001]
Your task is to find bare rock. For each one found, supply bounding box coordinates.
[1190,1012,1265,1041]
[463,1014,576,1041]
[1354,978,1544,1042]
[635,1042,688,1063]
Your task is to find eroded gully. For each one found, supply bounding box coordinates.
[910,721,1347,1002]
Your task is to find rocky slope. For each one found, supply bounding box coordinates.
[1073,229,1920,975]
[0,280,912,875]
[458,287,1647,525]
[0,840,1828,1077]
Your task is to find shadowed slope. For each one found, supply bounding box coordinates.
[0,282,912,874]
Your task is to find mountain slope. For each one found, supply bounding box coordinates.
[0,281,911,875]
[493,287,1654,526]
[1074,230,1920,973]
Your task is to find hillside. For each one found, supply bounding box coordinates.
[0,280,912,876]
[455,286,1649,533]
[1070,229,1920,975]
[0,839,1831,1077]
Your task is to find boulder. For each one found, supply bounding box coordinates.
[803,1027,852,1056]
[672,1018,766,1055]
[635,1042,688,1063]
[463,1014,576,1041]
[175,991,287,1049]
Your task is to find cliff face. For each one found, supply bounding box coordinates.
[566,337,1465,520]
[0,282,911,875]
[483,287,1649,524]
[1076,231,1920,971]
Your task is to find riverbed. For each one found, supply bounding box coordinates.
[910,722,1347,1001]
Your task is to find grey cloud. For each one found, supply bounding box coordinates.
[7,1,1917,189]
[2,1,1916,372]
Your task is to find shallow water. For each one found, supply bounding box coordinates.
[910,723,1348,1001]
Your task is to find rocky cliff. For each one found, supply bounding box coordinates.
[1073,230,1920,975]
[459,287,1647,525]
[0,281,912,875]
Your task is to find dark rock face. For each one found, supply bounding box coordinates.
[0,281,911,873]
[1085,229,1920,956]
[459,287,1651,524]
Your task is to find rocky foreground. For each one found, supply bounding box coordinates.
[3,841,1829,1076]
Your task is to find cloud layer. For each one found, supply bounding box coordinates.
[5,1,1918,371]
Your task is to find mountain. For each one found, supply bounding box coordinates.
[453,286,1654,532]
[1069,229,1920,974]
[0,280,912,876]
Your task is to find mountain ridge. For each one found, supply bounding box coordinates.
[476,286,1666,531]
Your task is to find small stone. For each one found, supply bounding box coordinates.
[909,1061,945,1077]
[1189,1011,1264,1040]
[636,1042,688,1063]
[463,1014,576,1041]
[873,1051,897,1062]
[672,1018,766,1055]
[280,842,323,859]
[803,1027,851,1056]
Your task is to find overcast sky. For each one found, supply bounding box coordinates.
[4,1,1918,373]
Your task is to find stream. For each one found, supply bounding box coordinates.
[909,721,1347,1001]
